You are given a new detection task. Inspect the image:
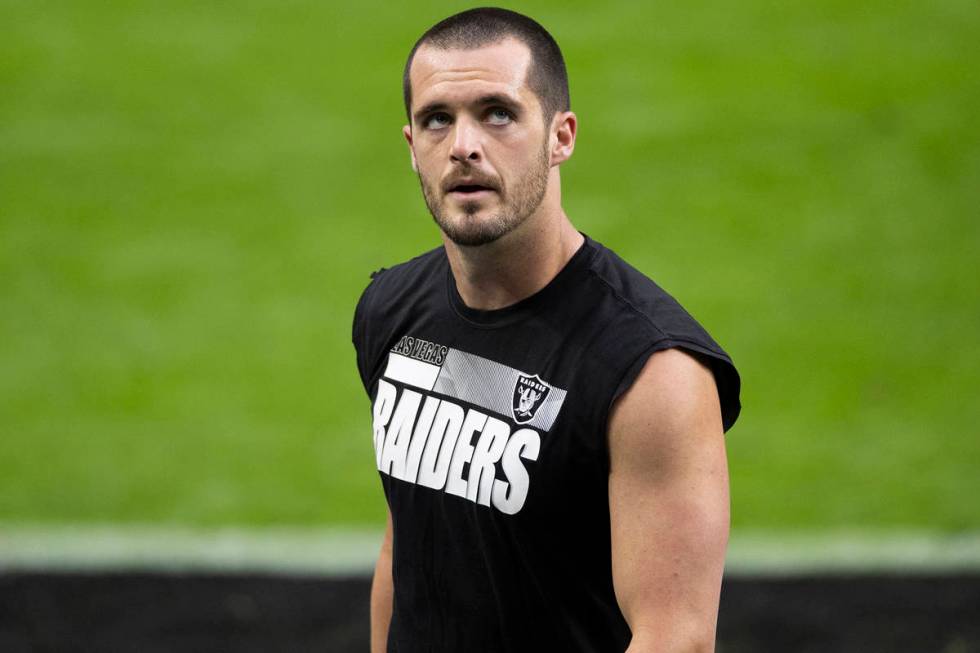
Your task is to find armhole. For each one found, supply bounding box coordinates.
[609,339,742,433]
[352,275,381,394]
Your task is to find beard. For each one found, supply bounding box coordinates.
[418,144,551,247]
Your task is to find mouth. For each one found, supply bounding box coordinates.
[446,183,497,198]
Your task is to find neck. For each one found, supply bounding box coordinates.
[443,199,584,312]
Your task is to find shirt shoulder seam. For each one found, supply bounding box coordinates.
[585,260,727,357]
[584,266,671,341]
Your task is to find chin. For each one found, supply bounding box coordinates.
[444,230,506,247]
[438,213,520,247]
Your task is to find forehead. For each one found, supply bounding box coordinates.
[409,38,535,110]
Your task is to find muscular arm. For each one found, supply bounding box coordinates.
[608,348,730,653]
[370,508,394,653]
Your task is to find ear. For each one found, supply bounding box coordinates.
[549,111,578,166]
[402,124,418,172]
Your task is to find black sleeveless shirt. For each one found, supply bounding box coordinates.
[352,234,740,653]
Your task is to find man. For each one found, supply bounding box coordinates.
[352,8,740,652]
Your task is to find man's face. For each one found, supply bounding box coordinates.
[404,39,553,247]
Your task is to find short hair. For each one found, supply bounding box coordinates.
[403,8,570,125]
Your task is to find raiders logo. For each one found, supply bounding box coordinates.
[512,374,551,424]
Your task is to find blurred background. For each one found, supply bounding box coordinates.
[1,0,978,650]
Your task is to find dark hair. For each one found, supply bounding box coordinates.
[403,7,570,125]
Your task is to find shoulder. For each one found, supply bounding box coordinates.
[586,239,721,353]
[354,245,446,333]
[607,347,725,493]
[356,246,446,313]
[583,237,742,432]
[610,348,721,445]
[351,246,446,391]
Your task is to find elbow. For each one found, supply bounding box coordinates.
[682,635,716,653]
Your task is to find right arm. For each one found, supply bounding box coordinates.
[370,508,394,653]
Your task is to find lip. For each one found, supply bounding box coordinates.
[447,188,496,199]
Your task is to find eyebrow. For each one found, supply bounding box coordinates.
[413,94,522,124]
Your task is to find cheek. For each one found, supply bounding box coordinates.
[420,145,453,174]
[414,152,440,181]
[503,146,542,178]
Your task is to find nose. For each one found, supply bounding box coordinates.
[449,117,481,163]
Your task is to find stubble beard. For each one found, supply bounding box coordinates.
[418,144,551,247]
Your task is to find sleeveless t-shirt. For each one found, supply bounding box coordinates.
[352,234,741,653]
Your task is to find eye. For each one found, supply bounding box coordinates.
[424,113,451,130]
[487,108,514,125]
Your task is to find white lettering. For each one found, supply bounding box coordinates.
[445,409,488,499]
[372,380,398,470]
[466,416,510,506]
[403,396,440,483]
[373,383,543,515]
[417,401,464,490]
[491,428,540,515]
[380,389,421,478]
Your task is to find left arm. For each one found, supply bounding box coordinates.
[607,348,730,653]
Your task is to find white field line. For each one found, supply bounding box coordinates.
[725,530,980,576]
[1,525,979,575]
[0,525,384,575]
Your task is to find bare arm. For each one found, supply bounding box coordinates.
[370,508,393,653]
[608,348,730,653]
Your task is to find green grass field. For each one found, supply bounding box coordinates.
[1,1,978,531]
